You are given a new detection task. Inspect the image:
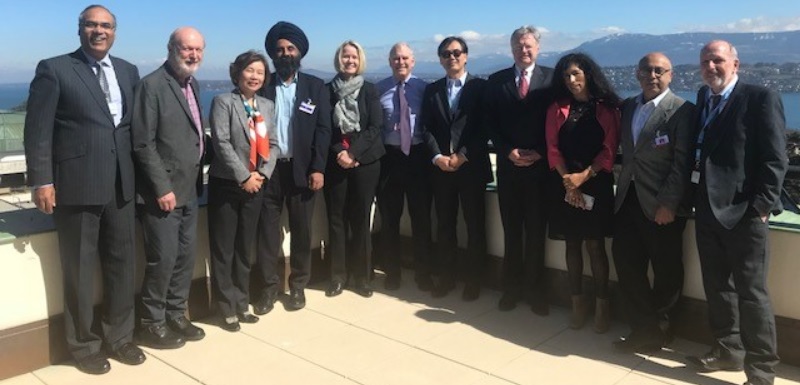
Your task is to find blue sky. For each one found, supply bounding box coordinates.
[1,0,799,83]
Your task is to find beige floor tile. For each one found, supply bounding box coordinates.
[776,363,800,384]
[287,324,413,376]
[351,347,486,385]
[351,300,465,346]
[0,373,45,385]
[492,348,631,385]
[32,355,198,385]
[304,285,408,324]
[639,339,744,385]
[241,304,350,349]
[466,374,518,385]
[615,373,673,384]
[202,347,357,385]
[403,284,500,320]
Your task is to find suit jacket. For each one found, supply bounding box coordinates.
[484,65,553,170]
[696,82,788,229]
[327,80,385,165]
[615,90,696,220]
[208,90,279,183]
[24,49,139,205]
[421,74,492,184]
[260,72,332,188]
[131,63,205,208]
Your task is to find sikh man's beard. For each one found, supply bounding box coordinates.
[274,55,301,79]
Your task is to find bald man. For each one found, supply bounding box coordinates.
[612,52,695,353]
[132,27,207,349]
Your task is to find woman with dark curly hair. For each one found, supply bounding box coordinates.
[545,53,620,333]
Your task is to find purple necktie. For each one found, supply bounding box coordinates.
[182,79,204,160]
[398,81,411,155]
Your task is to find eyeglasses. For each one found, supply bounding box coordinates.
[439,50,463,59]
[81,21,115,30]
[638,66,671,78]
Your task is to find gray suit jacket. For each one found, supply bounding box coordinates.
[615,90,696,220]
[24,49,140,205]
[132,63,205,208]
[208,90,278,182]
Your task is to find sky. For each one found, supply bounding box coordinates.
[1,0,799,83]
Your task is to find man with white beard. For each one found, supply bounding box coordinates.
[131,27,207,349]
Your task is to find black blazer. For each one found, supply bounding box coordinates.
[421,74,492,184]
[132,63,205,208]
[260,72,332,188]
[696,82,788,229]
[326,80,385,165]
[484,65,553,170]
[24,49,140,205]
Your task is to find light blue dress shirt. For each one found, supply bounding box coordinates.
[376,74,427,146]
[274,74,298,158]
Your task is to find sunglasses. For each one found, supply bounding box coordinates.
[439,50,463,59]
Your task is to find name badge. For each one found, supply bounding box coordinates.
[654,134,669,146]
[691,171,700,184]
[299,99,316,114]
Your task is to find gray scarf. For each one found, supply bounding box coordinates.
[331,74,363,134]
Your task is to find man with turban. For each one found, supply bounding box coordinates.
[253,21,331,312]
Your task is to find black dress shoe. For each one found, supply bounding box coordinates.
[462,283,480,301]
[237,312,259,323]
[326,281,344,297]
[286,289,306,311]
[220,318,241,332]
[613,330,665,354]
[168,316,205,341]
[76,353,111,375]
[686,346,744,372]
[109,343,146,365]
[498,292,519,311]
[431,279,455,298]
[253,289,278,315]
[384,274,401,290]
[136,324,185,349]
[415,274,435,292]
[352,280,373,298]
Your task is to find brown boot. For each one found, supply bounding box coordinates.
[569,295,588,329]
[594,298,610,334]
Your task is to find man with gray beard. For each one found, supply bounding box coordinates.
[132,27,207,349]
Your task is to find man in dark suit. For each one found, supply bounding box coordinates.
[612,52,695,353]
[421,36,490,301]
[23,5,144,374]
[254,21,331,312]
[484,25,553,314]
[686,40,787,385]
[131,27,206,349]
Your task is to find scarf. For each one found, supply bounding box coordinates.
[242,96,270,172]
[331,74,363,135]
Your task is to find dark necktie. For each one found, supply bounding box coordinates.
[518,69,529,99]
[710,94,721,111]
[94,62,111,103]
[398,82,411,155]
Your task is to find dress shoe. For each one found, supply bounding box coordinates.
[462,282,480,301]
[352,279,373,298]
[326,281,344,297]
[498,292,519,311]
[384,274,401,290]
[530,296,550,316]
[136,324,185,349]
[238,312,259,323]
[431,279,456,298]
[108,343,146,365]
[253,289,278,315]
[220,318,241,332]
[168,316,205,341]
[76,353,111,375]
[286,289,306,311]
[415,274,435,292]
[613,329,665,354]
[686,346,744,372]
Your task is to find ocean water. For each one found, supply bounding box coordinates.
[2,84,798,130]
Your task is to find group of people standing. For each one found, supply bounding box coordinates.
[23,5,787,385]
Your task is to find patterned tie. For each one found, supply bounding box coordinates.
[518,69,529,99]
[398,81,412,155]
[94,62,111,103]
[710,94,721,111]
[182,79,205,160]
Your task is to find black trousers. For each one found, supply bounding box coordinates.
[257,160,317,291]
[324,160,380,284]
[375,144,432,278]
[612,186,686,333]
[137,198,198,325]
[208,177,263,317]
[53,187,135,361]
[430,165,487,285]
[496,163,547,300]
[695,188,778,384]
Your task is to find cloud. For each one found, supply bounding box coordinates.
[683,16,800,33]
